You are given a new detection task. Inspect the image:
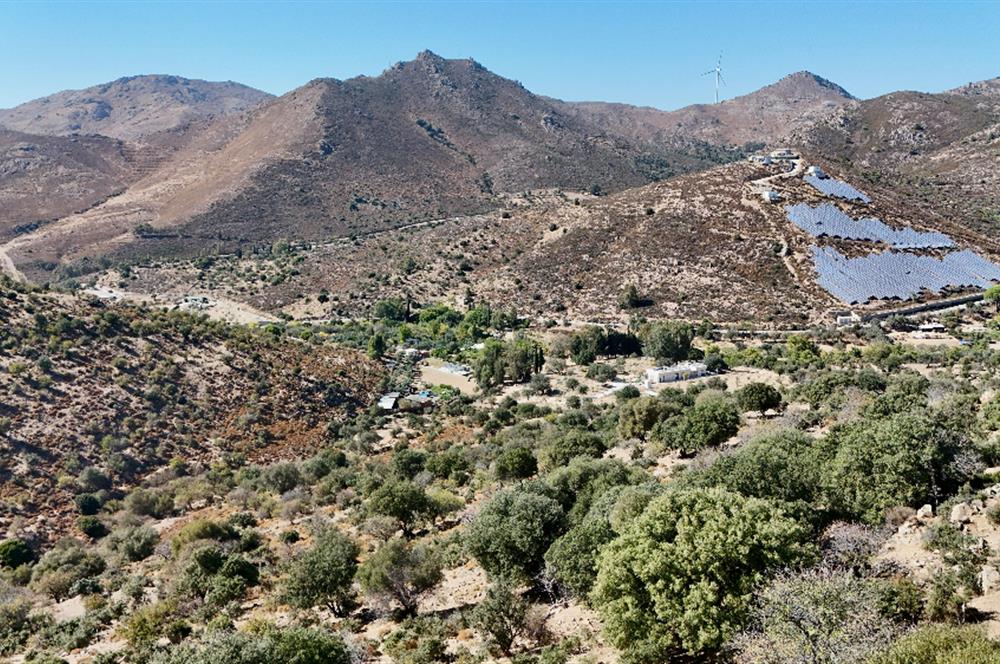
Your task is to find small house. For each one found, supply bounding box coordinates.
[769,148,799,160]
[835,311,861,327]
[377,392,400,411]
[644,361,709,386]
[806,165,828,179]
[762,190,782,204]
[917,322,946,334]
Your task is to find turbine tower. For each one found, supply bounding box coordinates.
[702,54,725,104]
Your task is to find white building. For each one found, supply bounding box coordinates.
[762,190,782,204]
[644,361,709,386]
[748,155,773,165]
[835,311,862,327]
[806,165,828,179]
[377,392,400,411]
[769,148,799,160]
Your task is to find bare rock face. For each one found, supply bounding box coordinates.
[916,504,934,520]
[980,565,1000,594]
[950,502,973,524]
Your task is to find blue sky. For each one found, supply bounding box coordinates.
[1,1,998,110]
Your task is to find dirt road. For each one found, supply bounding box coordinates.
[0,246,25,283]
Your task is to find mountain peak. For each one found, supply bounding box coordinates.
[0,75,271,140]
[762,71,855,100]
[415,49,445,62]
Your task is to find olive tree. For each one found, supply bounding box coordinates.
[282,529,359,616]
[737,383,784,417]
[466,487,565,582]
[358,539,442,616]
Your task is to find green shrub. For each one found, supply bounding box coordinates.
[473,580,528,656]
[367,480,432,537]
[869,624,1000,664]
[358,539,441,617]
[76,516,107,539]
[110,525,159,562]
[281,529,358,615]
[591,488,814,659]
[0,539,35,569]
[382,617,448,664]
[74,493,102,516]
[466,487,565,582]
[171,519,236,554]
[494,447,537,480]
[30,539,107,600]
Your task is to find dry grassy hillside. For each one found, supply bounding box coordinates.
[1,52,750,282]
[0,131,133,240]
[105,163,828,325]
[555,71,853,147]
[0,75,272,141]
[0,278,384,541]
[798,84,1000,237]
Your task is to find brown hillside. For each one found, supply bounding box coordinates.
[0,130,133,240]
[798,84,1000,236]
[0,75,272,141]
[2,52,751,280]
[0,278,384,541]
[554,71,854,147]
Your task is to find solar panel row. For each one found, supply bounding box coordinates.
[812,247,1000,304]
[786,203,954,249]
[804,175,872,203]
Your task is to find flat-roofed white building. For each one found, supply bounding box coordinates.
[644,361,709,386]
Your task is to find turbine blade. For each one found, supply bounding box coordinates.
[702,70,716,76]
[719,73,726,86]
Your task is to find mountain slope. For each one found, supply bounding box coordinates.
[0,277,383,540]
[0,130,133,240]
[554,71,854,147]
[3,52,754,279]
[0,75,272,140]
[798,81,1000,236]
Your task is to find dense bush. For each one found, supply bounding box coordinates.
[591,488,813,660]
[736,382,783,416]
[367,480,433,537]
[466,487,565,581]
[110,525,159,562]
[473,579,528,656]
[0,539,35,569]
[868,624,1000,664]
[150,624,351,664]
[282,529,358,615]
[734,567,902,663]
[30,539,107,600]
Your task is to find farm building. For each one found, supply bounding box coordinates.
[377,392,400,411]
[762,190,782,204]
[644,361,709,386]
[806,165,827,179]
[835,311,862,327]
[769,148,799,160]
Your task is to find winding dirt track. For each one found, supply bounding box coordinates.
[0,246,25,282]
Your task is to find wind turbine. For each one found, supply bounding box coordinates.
[702,54,725,104]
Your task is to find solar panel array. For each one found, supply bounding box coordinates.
[812,247,1000,304]
[804,175,872,203]
[786,203,954,248]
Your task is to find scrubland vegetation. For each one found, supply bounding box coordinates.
[4,279,1000,663]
